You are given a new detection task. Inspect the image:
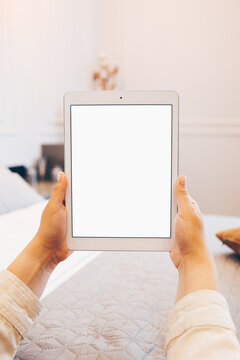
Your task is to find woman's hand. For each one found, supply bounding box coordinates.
[8,172,70,298]
[35,171,69,267]
[171,176,218,301]
[171,175,207,269]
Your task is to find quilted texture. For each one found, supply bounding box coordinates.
[15,252,176,360]
[14,215,240,360]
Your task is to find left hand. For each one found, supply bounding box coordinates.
[34,171,70,266]
[7,172,70,298]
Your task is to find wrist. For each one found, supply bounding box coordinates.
[29,235,59,272]
[7,237,57,298]
[178,250,212,273]
[175,252,218,302]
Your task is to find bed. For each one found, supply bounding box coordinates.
[1,169,240,359]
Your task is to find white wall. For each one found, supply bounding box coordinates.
[102,0,240,216]
[0,0,101,166]
[1,0,240,216]
[117,0,240,119]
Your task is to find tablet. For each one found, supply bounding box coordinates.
[64,91,178,251]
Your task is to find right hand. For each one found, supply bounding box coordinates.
[170,175,208,270]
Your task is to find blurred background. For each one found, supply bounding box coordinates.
[0,0,240,215]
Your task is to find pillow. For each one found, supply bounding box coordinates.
[0,167,43,215]
[216,227,240,254]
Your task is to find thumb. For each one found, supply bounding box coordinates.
[50,172,67,207]
[174,175,190,213]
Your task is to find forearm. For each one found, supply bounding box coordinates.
[0,269,42,358]
[7,235,57,298]
[176,251,218,302]
[165,290,240,360]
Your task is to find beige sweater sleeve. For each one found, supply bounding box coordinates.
[0,269,42,359]
[165,290,240,360]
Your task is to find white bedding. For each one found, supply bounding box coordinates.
[0,168,42,215]
[12,213,240,360]
[0,200,100,297]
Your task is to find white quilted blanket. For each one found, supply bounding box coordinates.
[14,215,240,360]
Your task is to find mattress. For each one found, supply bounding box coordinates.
[13,214,240,359]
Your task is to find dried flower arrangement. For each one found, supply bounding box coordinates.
[92,52,119,90]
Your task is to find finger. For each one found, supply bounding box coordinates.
[174,175,191,213]
[189,196,201,216]
[50,172,67,207]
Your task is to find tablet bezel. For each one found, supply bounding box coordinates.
[64,91,178,251]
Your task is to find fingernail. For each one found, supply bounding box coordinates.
[179,175,186,186]
[57,171,64,182]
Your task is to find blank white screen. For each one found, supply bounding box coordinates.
[71,105,172,238]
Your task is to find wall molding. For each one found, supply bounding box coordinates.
[2,116,239,137]
[180,118,240,137]
[0,117,16,136]
[40,127,63,137]
[0,126,16,136]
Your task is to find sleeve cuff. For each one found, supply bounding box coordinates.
[165,289,236,353]
[0,269,42,337]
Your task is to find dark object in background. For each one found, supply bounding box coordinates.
[9,165,28,181]
[42,144,64,180]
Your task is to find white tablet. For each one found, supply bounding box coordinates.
[64,91,178,251]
